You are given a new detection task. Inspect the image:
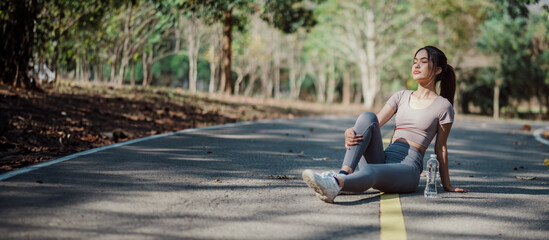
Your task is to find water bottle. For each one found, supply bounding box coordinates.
[424,154,439,198]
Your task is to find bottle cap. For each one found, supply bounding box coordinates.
[430,154,437,158]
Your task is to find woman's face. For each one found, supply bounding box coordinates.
[412,49,433,81]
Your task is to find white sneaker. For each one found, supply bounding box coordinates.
[302,169,341,203]
[320,170,337,178]
[320,171,357,195]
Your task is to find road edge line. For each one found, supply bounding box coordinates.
[0,119,277,181]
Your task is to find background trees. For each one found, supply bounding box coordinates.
[1,0,548,119]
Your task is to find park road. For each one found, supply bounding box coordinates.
[0,116,548,239]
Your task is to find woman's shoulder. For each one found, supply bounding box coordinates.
[435,96,455,114]
[391,89,413,97]
[436,95,453,108]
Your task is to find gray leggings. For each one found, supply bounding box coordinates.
[341,112,423,193]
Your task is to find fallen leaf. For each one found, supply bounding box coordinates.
[312,157,329,161]
[544,158,549,166]
[297,151,304,157]
[522,124,531,131]
[213,179,222,183]
[288,149,293,153]
[515,176,536,180]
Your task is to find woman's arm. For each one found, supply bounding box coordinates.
[435,123,470,192]
[345,105,395,149]
[376,104,396,127]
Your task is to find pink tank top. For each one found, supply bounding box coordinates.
[386,90,454,148]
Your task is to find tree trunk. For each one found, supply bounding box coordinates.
[130,60,136,87]
[188,33,196,92]
[326,59,336,104]
[354,80,362,104]
[146,47,153,86]
[142,48,148,86]
[97,58,104,82]
[274,49,281,100]
[244,71,257,97]
[260,63,270,99]
[52,23,60,83]
[117,1,133,85]
[76,58,81,81]
[187,12,201,93]
[142,47,153,86]
[110,61,116,83]
[175,16,182,52]
[343,71,351,105]
[208,43,217,94]
[363,9,378,109]
[221,9,233,94]
[316,69,326,103]
[209,60,217,94]
[493,81,500,120]
[0,0,37,88]
[234,70,244,95]
[288,50,298,99]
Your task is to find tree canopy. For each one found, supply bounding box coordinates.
[1,0,548,118]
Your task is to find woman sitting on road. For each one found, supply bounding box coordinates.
[302,46,470,203]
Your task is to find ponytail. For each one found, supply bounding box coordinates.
[416,46,456,106]
[438,64,456,106]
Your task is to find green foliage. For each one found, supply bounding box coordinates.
[460,67,500,114]
[3,0,548,117]
[260,0,324,34]
[475,0,549,115]
[182,0,253,31]
[153,54,189,79]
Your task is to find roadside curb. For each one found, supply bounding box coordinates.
[533,127,549,146]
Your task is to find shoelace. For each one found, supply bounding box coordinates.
[320,170,337,178]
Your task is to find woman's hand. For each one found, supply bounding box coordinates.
[444,185,470,193]
[344,127,363,150]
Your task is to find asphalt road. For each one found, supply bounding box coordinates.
[0,115,548,239]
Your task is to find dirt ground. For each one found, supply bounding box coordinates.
[0,82,366,174]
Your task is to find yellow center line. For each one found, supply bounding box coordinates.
[380,130,407,240]
[380,193,407,240]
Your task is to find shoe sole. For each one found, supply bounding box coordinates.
[302,170,333,203]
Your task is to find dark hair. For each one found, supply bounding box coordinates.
[414,46,456,106]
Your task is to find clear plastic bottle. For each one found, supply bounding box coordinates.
[424,154,439,198]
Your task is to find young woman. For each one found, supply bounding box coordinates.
[302,46,470,203]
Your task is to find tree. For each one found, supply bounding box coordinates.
[285,31,309,100]
[477,0,543,119]
[525,5,549,116]
[185,0,321,94]
[1,0,40,88]
[311,0,415,108]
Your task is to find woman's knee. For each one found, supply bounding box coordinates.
[354,112,379,132]
[357,112,378,125]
